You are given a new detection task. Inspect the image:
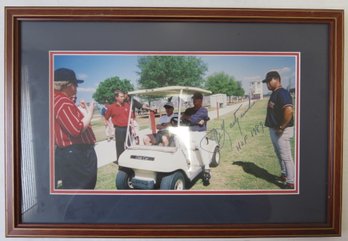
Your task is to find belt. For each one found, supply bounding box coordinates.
[114,125,127,128]
[57,144,94,150]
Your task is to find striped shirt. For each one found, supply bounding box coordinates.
[54,92,96,147]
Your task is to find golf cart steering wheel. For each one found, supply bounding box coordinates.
[180,118,192,126]
[170,116,179,127]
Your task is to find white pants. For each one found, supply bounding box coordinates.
[269,127,295,184]
[191,131,211,170]
[105,119,115,138]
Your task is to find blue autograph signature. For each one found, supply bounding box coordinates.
[199,101,264,153]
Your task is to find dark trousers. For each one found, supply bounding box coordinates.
[55,144,97,189]
[115,126,127,160]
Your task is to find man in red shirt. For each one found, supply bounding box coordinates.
[104,90,130,164]
[54,68,97,189]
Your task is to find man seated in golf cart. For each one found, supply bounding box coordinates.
[143,101,178,146]
[181,91,212,184]
[181,92,209,131]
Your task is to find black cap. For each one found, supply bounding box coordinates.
[54,68,84,84]
[192,92,203,100]
[262,71,281,83]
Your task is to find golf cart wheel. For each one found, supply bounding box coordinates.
[160,171,186,190]
[116,168,134,189]
[209,146,220,167]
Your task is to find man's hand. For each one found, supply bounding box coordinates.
[198,120,205,126]
[142,103,155,112]
[88,100,95,113]
[277,106,293,135]
[276,127,284,135]
[82,100,95,130]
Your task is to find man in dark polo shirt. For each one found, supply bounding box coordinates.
[263,71,295,189]
[54,68,97,189]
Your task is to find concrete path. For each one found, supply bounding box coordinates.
[95,139,117,168]
[208,100,251,120]
[95,100,252,168]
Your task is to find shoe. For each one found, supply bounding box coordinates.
[284,182,294,189]
[202,171,211,186]
[280,174,287,182]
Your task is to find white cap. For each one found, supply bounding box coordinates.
[163,102,174,108]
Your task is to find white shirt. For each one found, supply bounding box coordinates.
[159,113,177,126]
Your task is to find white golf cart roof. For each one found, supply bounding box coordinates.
[128,86,212,96]
[125,86,211,152]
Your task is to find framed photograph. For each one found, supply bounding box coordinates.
[49,50,301,195]
[5,7,343,238]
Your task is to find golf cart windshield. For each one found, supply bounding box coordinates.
[125,86,211,150]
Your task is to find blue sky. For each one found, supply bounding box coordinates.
[53,52,298,103]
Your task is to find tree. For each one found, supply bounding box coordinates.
[137,56,208,89]
[234,81,245,96]
[205,72,245,96]
[93,76,134,104]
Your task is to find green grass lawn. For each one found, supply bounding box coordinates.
[95,163,118,190]
[95,98,296,190]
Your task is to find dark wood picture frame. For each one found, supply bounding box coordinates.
[4,7,344,238]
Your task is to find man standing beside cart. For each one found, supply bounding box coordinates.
[105,89,151,164]
[54,68,97,189]
[262,71,295,189]
[104,90,129,164]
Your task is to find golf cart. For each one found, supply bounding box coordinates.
[116,86,220,190]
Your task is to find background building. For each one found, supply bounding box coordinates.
[250,81,263,100]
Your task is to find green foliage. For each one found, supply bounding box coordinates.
[234,81,245,96]
[93,76,134,104]
[137,56,208,89]
[205,72,245,96]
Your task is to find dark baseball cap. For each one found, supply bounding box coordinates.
[54,68,84,84]
[262,71,281,83]
[192,92,203,100]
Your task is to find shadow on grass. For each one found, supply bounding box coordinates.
[233,161,286,189]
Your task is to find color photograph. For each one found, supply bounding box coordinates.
[50,51,300,194]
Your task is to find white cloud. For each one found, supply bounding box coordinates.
[77,73,88,80]
[243,75,262,82]
[268,67,295,89]
[77,87,96,93]
[273,67,291,75]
